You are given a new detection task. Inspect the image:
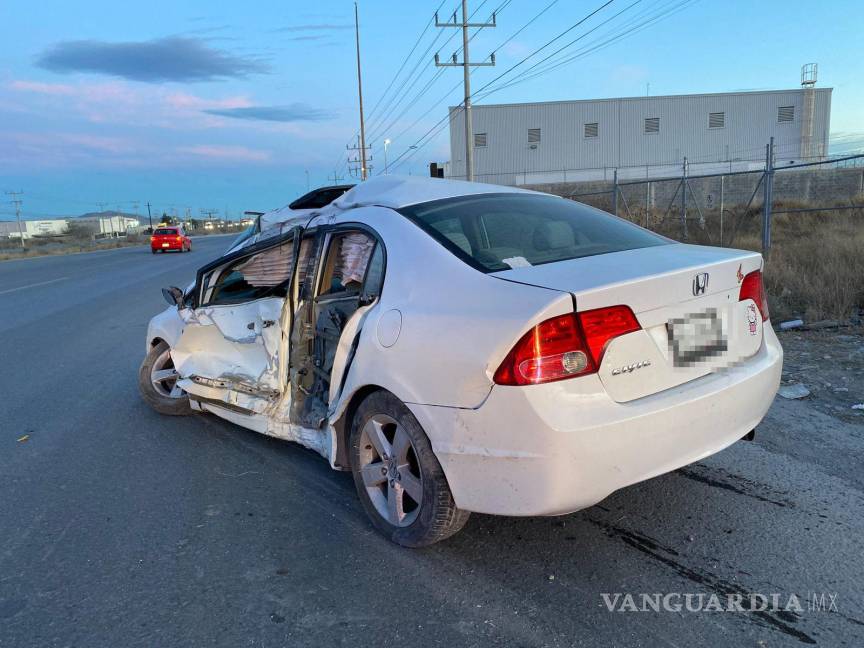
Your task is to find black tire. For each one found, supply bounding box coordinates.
[138,341,192,416]
[151,249,157,254]
[349,391,470,547]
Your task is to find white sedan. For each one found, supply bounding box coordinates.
[139,176,782,547]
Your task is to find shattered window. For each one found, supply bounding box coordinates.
[318,231,376,297]
[235,244,294,287]
[208,240,295,305]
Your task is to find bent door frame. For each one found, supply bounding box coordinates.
[172,226,303,416]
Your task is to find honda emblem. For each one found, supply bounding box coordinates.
[692,272,709,296]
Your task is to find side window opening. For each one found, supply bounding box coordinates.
[206,238,295,305]
[318,232,376,298]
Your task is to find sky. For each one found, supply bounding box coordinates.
[1,0,862,220]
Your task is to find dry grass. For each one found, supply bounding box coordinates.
[579,196,864,322]
[0,234,147,262]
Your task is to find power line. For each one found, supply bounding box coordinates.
[367,0,506,151]
[479,0,696,97]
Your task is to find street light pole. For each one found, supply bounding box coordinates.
[354,2,368,180]
[384,139,391,174]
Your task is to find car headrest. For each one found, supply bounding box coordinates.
[533,221,576,251]
[443,231,472,255]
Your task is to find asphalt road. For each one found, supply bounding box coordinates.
[1,236,862,647]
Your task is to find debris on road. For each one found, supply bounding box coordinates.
[17,434,29,442]
[778,383,811,400]
[779,319,804,330]
[853,404,864,411]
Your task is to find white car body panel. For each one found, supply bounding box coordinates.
[144,175,782,515]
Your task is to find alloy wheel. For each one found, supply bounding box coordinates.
[357,413,423,527]
[150,348,184,398]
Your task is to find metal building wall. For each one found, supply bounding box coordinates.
[447,88,832,185]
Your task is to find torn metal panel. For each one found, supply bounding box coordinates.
[172,297,285,396]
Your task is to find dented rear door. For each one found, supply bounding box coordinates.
[171,227,301,414]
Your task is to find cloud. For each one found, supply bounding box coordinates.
[176,145,271,162]
[203,104,335,123]
[284,35,327,42]
[8,78,252,129]
[273,24,352,32]
[35,37,268,83]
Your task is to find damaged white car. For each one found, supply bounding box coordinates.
[139,176,782,547]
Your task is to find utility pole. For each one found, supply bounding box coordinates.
[347,135,372,178]
[5,191,25,249]
[435,1,496,182]
[354,2,368,180]
[146,202,153,231]
[328,170,345,186]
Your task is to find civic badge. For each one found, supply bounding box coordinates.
[692,272,709,296]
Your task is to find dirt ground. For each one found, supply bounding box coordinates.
[777,325,864,424]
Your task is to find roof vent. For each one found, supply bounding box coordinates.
[778,106,794,123]
[584,122,599,138]
[474,132,487,148]
[527,128,541,144]
[708,112,725,129]
[644,117,660,134]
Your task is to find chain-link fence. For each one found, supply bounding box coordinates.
[532,143,864,321]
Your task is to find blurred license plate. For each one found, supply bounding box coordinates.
[668,309,726,366]
[162,243,169,247]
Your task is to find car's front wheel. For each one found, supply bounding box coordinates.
[138,340,192,416]
[349,391,470,547]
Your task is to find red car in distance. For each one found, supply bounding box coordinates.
[150,226,192,254]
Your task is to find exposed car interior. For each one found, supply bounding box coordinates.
[289,229,383,428]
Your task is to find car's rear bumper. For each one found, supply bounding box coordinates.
[408,326,782,516]
[152,243,183,250]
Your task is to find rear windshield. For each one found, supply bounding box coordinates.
[398,193,669,272]
[154,228,177,235]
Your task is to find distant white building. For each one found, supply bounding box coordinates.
[0,219,68,239]
[447,87,832,185]
[75,215,141,236]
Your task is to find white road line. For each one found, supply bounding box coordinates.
[0,276,69,296]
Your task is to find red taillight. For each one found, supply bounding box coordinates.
[739,270,769,321]
[176,235,183,242]
[577,305,641,364]
[493,306,640,386]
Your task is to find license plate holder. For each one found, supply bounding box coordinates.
[162,243,170,247]
[668,308,727,367]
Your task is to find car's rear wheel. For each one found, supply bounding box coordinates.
[138,340,191,416]
[349,391,469,547]
[151,249,157,254]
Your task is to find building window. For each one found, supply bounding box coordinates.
[778,106,794,123]
[474,132,487,148]
[708,112,725,129]
[584,122,599,138]
[644,117,660,134]
[527,128,541,144]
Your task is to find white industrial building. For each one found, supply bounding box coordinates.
[0,219,68,240]
[446,87,832,185]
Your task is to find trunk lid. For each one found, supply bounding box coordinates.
[493,243,765,402]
